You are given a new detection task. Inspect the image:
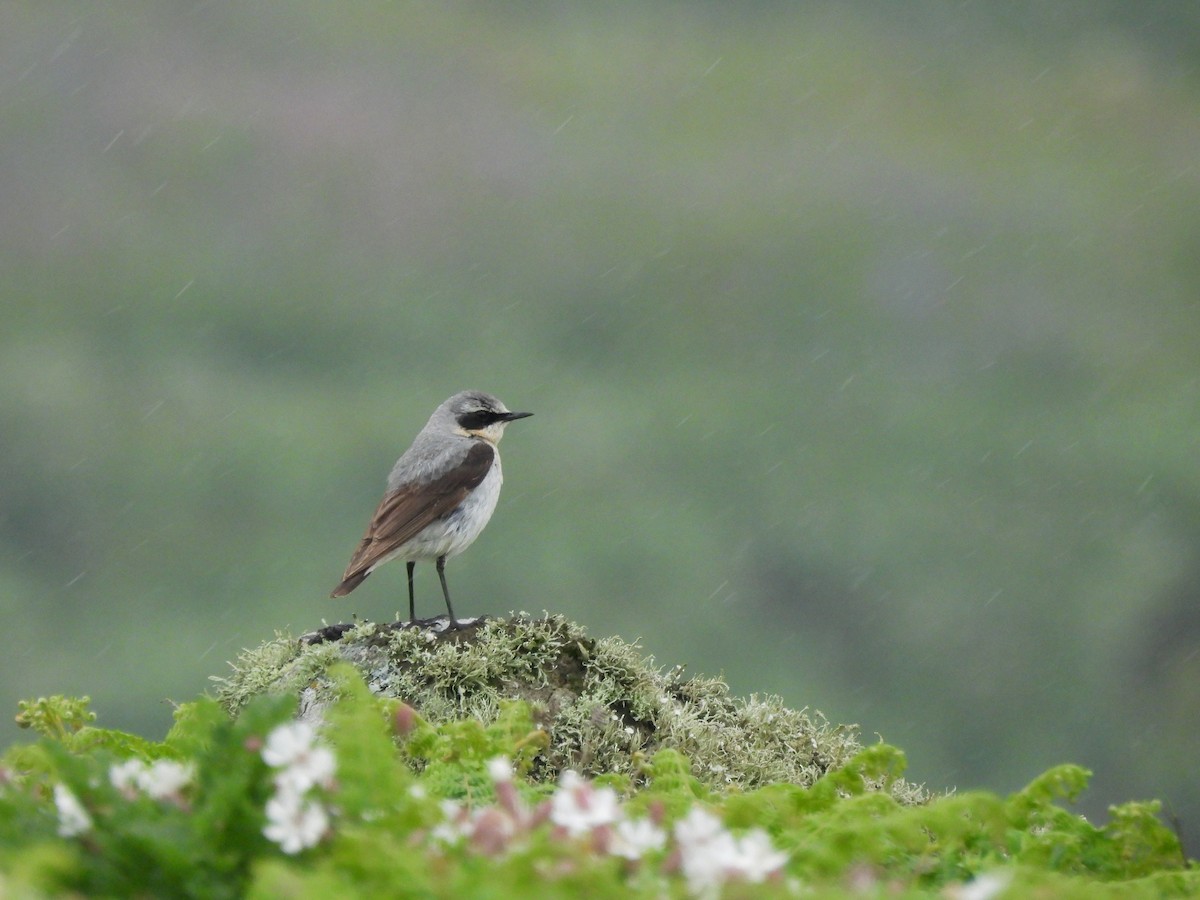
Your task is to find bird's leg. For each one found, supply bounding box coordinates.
[406,561,416,622]
[435,555,458,628]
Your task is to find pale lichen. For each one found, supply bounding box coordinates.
[212,615,926,803]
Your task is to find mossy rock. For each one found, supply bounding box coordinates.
[213,614,926,803]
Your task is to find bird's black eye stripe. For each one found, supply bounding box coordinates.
[457,410,500,430]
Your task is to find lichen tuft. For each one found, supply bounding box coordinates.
[212,615,925,802]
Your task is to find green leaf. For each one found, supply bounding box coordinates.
[14,696,96,740]
[165,698,231,759]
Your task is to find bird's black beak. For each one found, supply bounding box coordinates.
[501,411,533,422]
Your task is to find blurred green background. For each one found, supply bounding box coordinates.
[3,1,1198,846]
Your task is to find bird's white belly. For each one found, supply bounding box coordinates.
[391,457,503,563]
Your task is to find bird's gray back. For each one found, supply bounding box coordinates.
[386,428,479,491]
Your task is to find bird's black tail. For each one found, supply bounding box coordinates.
[330,570,369,598]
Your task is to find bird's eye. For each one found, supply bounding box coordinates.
[457,410,494,430]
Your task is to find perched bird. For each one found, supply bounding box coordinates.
[331,390,532,625]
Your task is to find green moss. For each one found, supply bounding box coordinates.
[213,615,924,802]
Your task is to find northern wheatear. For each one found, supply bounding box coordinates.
[331,390,532,625]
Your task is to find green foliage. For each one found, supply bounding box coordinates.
[407,698,550,804]
[1,672,1195,898]
[1,693,298,898]
[7,696,166,782]
[1007,768,1187,883]
[635,748,713,814]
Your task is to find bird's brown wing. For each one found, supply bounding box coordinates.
[330,441,494,597]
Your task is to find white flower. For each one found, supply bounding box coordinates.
[274,746,336,793]
[549,770,621,836]
[54,784,92,838]
[263,789,329,854]
[262,721,336,792]
[610,817,667,860]
[724,828,788,883]
[109,758,146,793]
[949,871,1013,900]
[678,830,738,894]
[674,809,788,892]
[139,760,194,800]
[431,820,465,845]
[673,807,735,893]
[487,756,513,783]
[261,721,318,767]
[431,800,468,845]
[674,806,726,848]
[109,758,195,800]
